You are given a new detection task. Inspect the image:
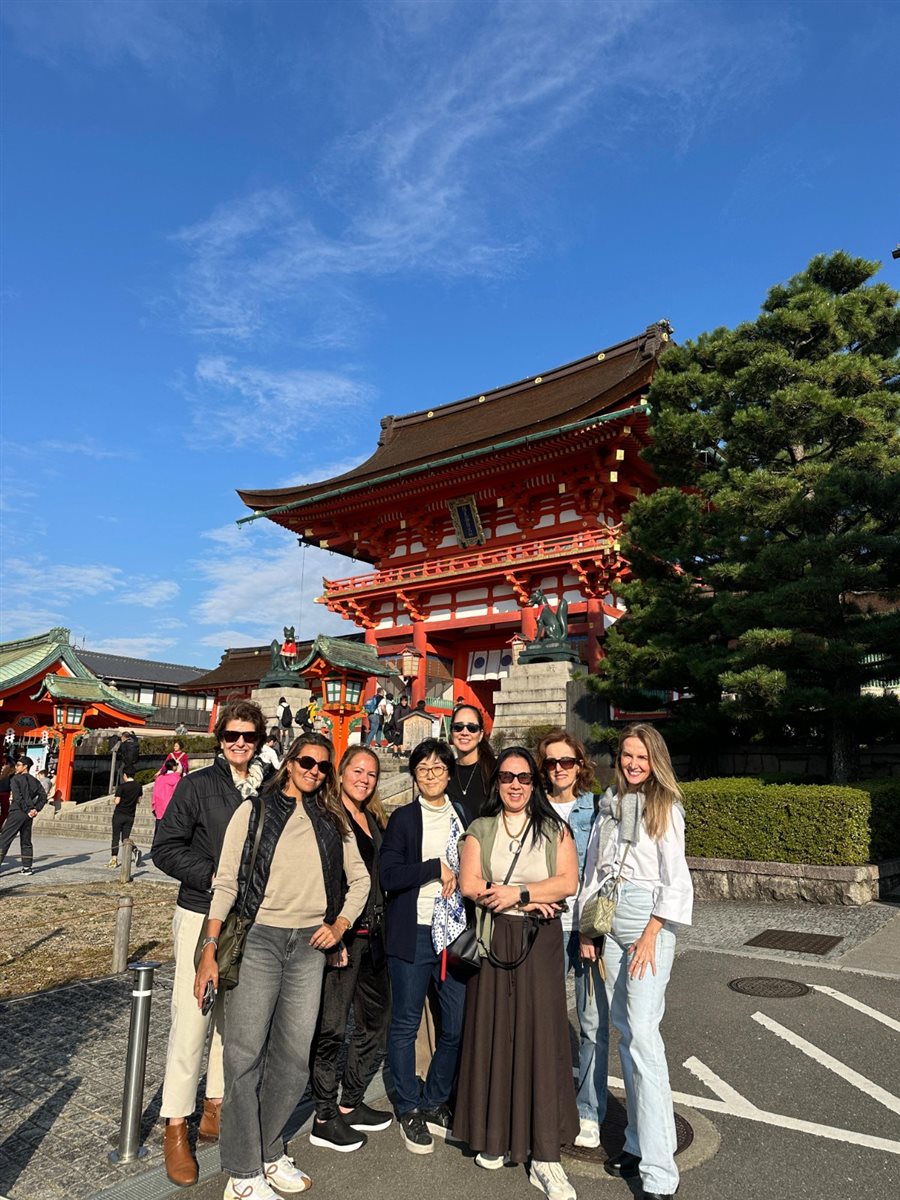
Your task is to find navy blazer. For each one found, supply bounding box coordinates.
[380,796,471,963]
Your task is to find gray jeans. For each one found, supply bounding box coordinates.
[221,923,325,1178]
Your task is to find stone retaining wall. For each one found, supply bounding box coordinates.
[688,855,900,906]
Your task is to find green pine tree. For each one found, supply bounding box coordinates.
[595,251,900,782]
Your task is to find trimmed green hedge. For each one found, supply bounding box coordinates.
[682,777,899,867]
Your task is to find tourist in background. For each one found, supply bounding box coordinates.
[108,769,144,869]
[152,700,269,1187]
[310,745,392,1151]
[388,695,412,758]
[151,759,181,827]
[260,734,282,772]
[380,738,469,1154]
[194,732,370,1200]
[0,763,14,828]
[0,758,48,876]
[117,730,140,785]
[576,724,693,1200]
[454,746,579,1200]
[165,739,190,776]
[364,688,385,748]
[537,729,607,1149]
[445,702,496,816]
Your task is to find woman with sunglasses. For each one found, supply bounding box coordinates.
[445,703,496,817]
[536,730,608,1151]
[454,746,579,1200]
[194,733,370,1200]
[152,701,270,1188]
[575,725,692,1200]
[310,746,393,1152]
[380,738,470,1155]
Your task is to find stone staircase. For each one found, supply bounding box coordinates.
[490,660,575,747]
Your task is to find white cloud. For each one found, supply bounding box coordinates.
[187,357,376,451]
[84,635,178,658]
[126,579,181,607]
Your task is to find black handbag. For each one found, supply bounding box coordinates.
[194,796,266,990]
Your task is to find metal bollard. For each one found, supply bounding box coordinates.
[111,895,133,973]
[109,960,161,1165]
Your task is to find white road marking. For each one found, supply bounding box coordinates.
[678,1056,757,1113]
[640,1061,900,1157]
[752,1011,900,1116]
[811,984,900,1033]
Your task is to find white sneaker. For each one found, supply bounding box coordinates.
[530,1160,577,1200]
[475,1152,506,1169]
[224,1175,278,1200]
[263,1155,312,1193]
[574,1118,600,1148]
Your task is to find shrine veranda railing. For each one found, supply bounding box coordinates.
[323,525,623,598]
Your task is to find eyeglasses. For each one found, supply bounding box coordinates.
[451,722,482,733]
[291,755,332,773]
[543,756,579,772]
[497,771,533,785]
[415,764,449,777]
[221,730,260,744]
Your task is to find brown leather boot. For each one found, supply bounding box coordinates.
[198,1098,221,1141]
[164,1121,199,1187]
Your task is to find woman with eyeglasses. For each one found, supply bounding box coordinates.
[575,725,693,1200]
[380,738,470,1156]
[536,730,608,1151]
[310,746,393,1152]
[152,701,271,1188]
[454,746,579,1200]
[194,733,370,1200]
[445,703,496,816]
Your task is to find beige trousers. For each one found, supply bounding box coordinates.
[160,905,226,1119]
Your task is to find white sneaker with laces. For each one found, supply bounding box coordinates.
[224,1175,278,1200]
[574,1118,600,1148]
[263,1155,312,1193]
[475,1152,506,1169]
[530,1160,577,1200]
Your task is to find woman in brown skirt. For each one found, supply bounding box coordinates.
[454,746,580,1200]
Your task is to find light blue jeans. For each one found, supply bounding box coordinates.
[567,930,609,1122]
[603,883,678,1196]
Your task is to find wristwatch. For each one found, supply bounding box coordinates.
[201,936,219,951]
[518,886,531,906]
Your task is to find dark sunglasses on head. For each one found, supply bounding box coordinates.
[497,770,533,785]
[451,721,482,733]
[291,755,332,774]
[543,756,579,772]
[221,730,260,744]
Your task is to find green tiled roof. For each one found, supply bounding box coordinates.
[35,673,154,718]
[296,635,382,677]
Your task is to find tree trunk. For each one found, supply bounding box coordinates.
[827,707,857,784]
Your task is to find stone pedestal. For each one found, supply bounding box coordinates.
[490,660,575,748]
[250,685,311,736]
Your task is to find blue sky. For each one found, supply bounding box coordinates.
[1,0,898,668]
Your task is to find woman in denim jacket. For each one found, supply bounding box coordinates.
[537,731,608,1151]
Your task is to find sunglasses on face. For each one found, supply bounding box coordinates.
[497,771,533,785]
[451,722,482,733]
[291,755,332,774]
[543,756,579,772]
[221,730,260,744]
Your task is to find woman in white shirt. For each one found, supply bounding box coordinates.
[576,724,692,1200]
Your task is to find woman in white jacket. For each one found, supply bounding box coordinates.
[576,724,692,1200]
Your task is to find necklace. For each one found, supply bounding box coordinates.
[455,761,479,797]
[501,808,529,852]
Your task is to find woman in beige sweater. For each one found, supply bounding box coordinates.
[194,733,370,1200]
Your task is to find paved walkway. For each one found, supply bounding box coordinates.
[0,836,898,1200]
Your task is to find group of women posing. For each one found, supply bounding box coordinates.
[183,702,692,1200]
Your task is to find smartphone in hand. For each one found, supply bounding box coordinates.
[201,979,217,1016]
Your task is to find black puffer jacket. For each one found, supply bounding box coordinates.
[152,756,254,914]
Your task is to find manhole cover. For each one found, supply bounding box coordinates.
[728,976,810,998]
[563,1095,693,1162]
[744,929,843,955]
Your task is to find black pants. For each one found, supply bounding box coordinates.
[312,932,391,1120]
[0,808,34,870]
[111,810,136,857]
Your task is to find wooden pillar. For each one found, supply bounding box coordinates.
[587,597,602,674]
[56,731,77,803]
[412,622,427,707]
[520,603,537,642]
[363,628,380,705]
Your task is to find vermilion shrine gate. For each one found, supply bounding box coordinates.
[238,322,672,726]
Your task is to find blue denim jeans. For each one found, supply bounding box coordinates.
[387,925,467,1116]
[365,715,382,746]
[603,883,678,1196]
[221,923,326,1179]
[566,930,609,1123]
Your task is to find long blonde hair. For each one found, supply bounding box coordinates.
[268,732,348,835]
[338,745,387,830]
[615,723,682,841]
